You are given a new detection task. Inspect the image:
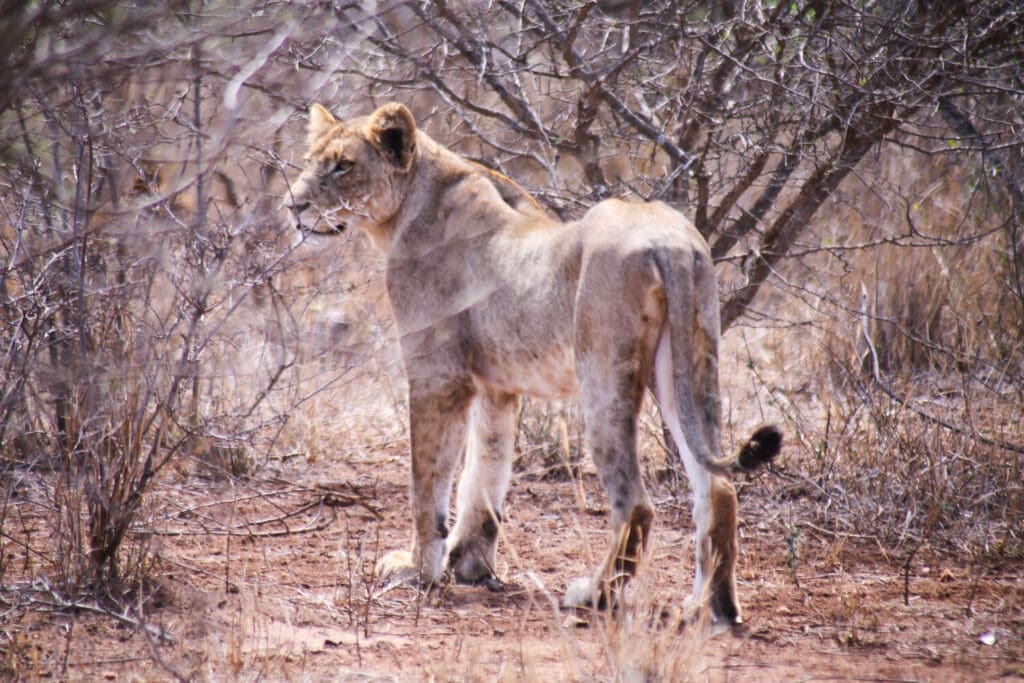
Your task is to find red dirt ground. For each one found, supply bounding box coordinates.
[3,438,1022,682]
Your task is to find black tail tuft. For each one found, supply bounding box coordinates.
[736,425,783,472]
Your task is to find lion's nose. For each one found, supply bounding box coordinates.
[286,197,311,231]
[288,199,311,214]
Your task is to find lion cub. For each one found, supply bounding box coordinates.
[288,102,781,625]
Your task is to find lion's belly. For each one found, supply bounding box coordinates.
[475,342,579,401]
[467,231,583,400]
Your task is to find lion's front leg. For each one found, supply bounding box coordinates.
[378,379,473,587]
[447,388,518,583]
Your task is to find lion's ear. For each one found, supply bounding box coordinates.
[368,103,416,171]
[308,103,339,146]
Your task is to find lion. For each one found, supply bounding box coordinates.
[287,102,782,625]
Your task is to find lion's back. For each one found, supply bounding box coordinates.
[577,198,709,260]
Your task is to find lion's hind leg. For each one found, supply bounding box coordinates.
[653,325,745,627]
[564,501,655,610]
[707,476,741,624]
[563,258,664,610]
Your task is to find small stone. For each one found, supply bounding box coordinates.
[979,630,996,646]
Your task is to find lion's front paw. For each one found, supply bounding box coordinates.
[377,549,449,589]
[447,539,495,585]
[563,576,608,611]
[376,550,421,586]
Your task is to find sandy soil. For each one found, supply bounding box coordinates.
[4,436,1021,682]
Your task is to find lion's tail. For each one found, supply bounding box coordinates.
[651,249,782,477]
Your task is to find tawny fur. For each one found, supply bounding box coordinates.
[288,103,781,625]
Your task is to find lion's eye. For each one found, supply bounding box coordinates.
[330,159,354,177]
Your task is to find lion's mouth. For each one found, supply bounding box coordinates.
[289,199,352,237]
[292,210,347,236]
[303,222,347,236]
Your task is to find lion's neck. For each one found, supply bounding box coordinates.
[386,138,539,260]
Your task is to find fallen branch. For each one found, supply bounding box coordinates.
[31,578,174,644]
[134,496,339,538]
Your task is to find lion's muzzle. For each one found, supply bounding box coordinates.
[287,198,347,236]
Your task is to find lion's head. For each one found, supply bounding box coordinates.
[288,103,417,246]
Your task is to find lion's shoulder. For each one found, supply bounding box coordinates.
[411,133,546,219]
[470,162,547,218]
